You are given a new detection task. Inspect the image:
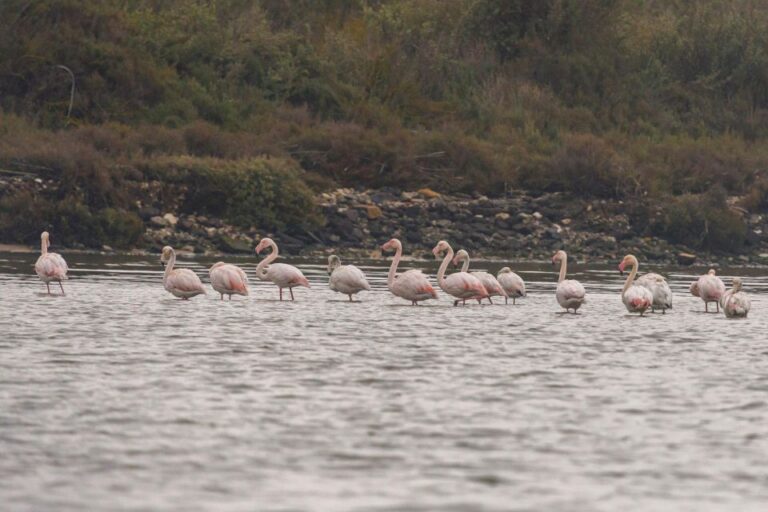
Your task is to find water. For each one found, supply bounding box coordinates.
[1,251,767,511]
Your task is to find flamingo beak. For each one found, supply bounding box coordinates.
[618,261,625,275]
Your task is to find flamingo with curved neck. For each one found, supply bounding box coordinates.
[432,241,488,306]
[255,237,310,301]
[160,246,206,299]
[618,254,653,315]
[551,250,585,313]
[381,238,436,305]
[452,249,507,304]
[35,231,68,295]
[722,277,750,318]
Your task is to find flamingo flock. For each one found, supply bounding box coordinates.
[33,231,754,318]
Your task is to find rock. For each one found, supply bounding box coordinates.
[101,245,113,252]
[417,188,441,199]
[561,218,572,225]
[150,215,168,227]
[217,236,253,254]
[532,211,543,221]
[495,212,511,221]
[677,252,696,266]
[364,205,383,220]
[139,206,161,220]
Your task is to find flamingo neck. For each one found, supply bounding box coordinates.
[387,244,401,287]
[164,250,175,284]
[558,257,567,283]
[622,260,638,295]
[256,242,278,280]
[41,238,48,255]
[460,254,469,273]
[436,246,454,288]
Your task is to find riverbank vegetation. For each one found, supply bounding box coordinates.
[2,0,768,252]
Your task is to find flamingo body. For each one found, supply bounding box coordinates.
[209,262,249,300]
[433,241,488,306]
[497,267,526,304]
[697,270,725,312]
[35,231,68,294]
[452,250,505,303]
[722,278,750,318]
[382,238,437,305]
[161,246,206,299]
[618,255,653,315]
[636,272,672,313]
[328,255,371,301]
[255,238,309,301]
[552,250,585,313]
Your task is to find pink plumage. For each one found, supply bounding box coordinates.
[35,231,68,295]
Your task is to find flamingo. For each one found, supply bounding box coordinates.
[160,246,206,299]
[327,255,371,301]
[255,237,310,301]
[497,267,526,305]
[432,240,489,306]
[209,262,249,300]
[551,250,586,313]
[635,272,673,313]
[381,238,437,305]
[452,249,507,304]
[697,269,725,313]
[689,280,700,297]
[722,277,751,318]
[618,254,654,316]
[35,231,68,295]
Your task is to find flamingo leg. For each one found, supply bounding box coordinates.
[289,288,295,301]
[505,296,508,304]
[220,294,224,300]
[412,300,416,306]
[705,302,708,312]
[453,300,459,307]
[513,297,516,305]
[45,282,50,295]
[58,281,65,295]
[716,302,720,313]
[279,288,283,301]
[229,294,233,301]
[488,297,493,304]
[348,294,353,302]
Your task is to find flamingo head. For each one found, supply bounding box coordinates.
[255,238,273,255]
[432,240,450,259]
[551,250,567,266]
[498,266,511,275]
[160,245,173,267]
[41,231,50,249]
[708,268,717,276]
[327,255,341,274]
[452,249,468,267]
[618,254,637,275]
[381,238,400,252]
[731,277,743,292]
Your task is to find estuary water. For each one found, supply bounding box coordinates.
[1,251,767,512]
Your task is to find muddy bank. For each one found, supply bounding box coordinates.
[2,173,767,265]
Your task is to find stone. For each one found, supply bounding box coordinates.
[417,188,441,199]
[101,245,113,252]
[365,205,383,220]
[495,212,510,221]
[217,236,253,254]
[532,211,543,220]
[162,213,178,226]
[677,252,696,266]
[150,215,168,227]
[561,218,572,225]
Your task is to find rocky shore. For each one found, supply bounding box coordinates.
[3,172,768,265]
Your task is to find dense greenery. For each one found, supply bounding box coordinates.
[2,0,768,250]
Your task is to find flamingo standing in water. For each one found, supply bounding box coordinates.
[497,267,526,304]
[618,255,654,316]
[209,262,249,300]
[697,269,725,312]
[35,231,68,295]
[452,249,507,304]
[327,255,371,301]
[635,272,673,313]
[433,241,488,306]
[722,277,751,318]
[160,246,206,299]
[255,238,310,301]
[381,238,436,305]
[551,250,586,313]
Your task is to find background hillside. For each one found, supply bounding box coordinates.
[2,0,768,252]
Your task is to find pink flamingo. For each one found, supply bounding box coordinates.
[722,277,751,318]
[160,246,206,299]
[328,255,371,301]
[381,238,437,305]
[35,231,68,295]
[255,238,310,301]
[618,254,653,315]
[209,262,249,300]
[635,271,672,313]
[497,267,526,304]
[551,250,586,313]
[697,269,725,312]
[432,240,489,306]
[452,249,507,304]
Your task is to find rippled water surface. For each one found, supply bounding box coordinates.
[1,251,768,511]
